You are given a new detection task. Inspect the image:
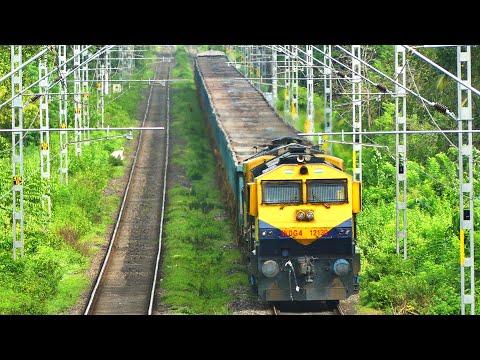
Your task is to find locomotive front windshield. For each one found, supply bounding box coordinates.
[307,179,347,204]
[262,181,302,204]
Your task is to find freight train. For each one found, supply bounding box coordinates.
[194,50,360,304]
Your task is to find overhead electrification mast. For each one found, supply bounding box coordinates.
[351,45,362,183]
[284,45,291,119]
[457,45,475,315]
[81,45,90,143]
[306,45,315,141]
[291,45,299,120]
[395,45,408,260]
[272,47,278,104]
[58,45,68,185]
[11,45,24,259]
[323,45,333,154]
[39,57,51,217]
[73,45,82,156]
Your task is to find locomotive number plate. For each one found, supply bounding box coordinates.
[281,228,329,238]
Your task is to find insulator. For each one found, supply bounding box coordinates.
[30,94,41,103]
[376,84,388,93]
[433,102,448,114]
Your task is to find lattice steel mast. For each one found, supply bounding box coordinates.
[395,45,407,259]
[58,45,68,184]
[105,48,110,95]
[73,45,82,155]
[39,57,51,217]
[291,45,298,120]
[81,45,90,142]
[458,45,475,315]
[284,45,291,118]
[351,45,362,183]
[95,51,105,128]
[272,47,278,104]
[306,45,314,140]
[11,45,24,259]
[323,45,333,154]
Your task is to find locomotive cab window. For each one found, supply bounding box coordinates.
[262,180,302,205]
[307,179,347,204]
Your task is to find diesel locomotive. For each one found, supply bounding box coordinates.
[195,50,361,304]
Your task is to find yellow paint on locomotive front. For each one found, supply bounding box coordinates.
[244,156,275,183]
[255,161,353,245]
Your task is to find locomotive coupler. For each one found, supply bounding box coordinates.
[297,256,316,283]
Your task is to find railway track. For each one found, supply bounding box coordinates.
[84,51,172,315]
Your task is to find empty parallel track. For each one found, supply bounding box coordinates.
[84,51,172,315]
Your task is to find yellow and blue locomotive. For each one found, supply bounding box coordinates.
[243,137,361,302]
[195,51,361,304]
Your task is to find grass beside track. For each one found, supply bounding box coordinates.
[160,46,247,314]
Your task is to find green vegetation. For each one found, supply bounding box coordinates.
[160,46,246,314]
[0,45,157,314]
[1,44,478,315]
[197,45,225,52]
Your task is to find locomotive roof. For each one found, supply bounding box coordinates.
[245,137,324,162]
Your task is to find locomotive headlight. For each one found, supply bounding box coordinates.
[296,210,305,221]
[261,230,267,237]
[300,166,308,175]
[262,260,280,277]
[333,259,350,276]
[306,210,314,221]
